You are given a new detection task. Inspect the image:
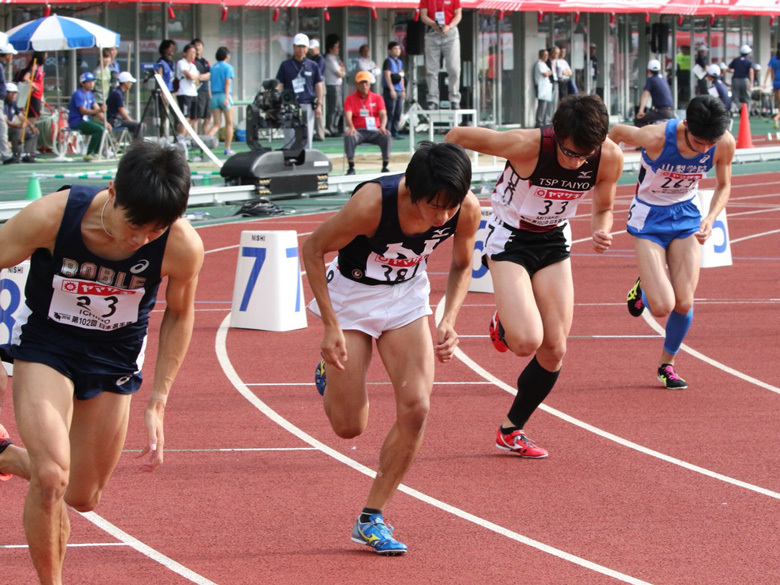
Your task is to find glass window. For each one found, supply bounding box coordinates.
[346,7,370,83]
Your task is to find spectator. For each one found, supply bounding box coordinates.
[589,43,599,92]
[108,46,121,86]
[343,71,392,176]
[357,44,380,85]
[15,52,46,118]
[192,38,212,135]
[308,39,327,142]
[93,47,114,105]
[675,45,692,105]
[382,41,405,140]
[276,33,323,150]
[546,45,561,113]
[634,59,674,127]
[534,49,553,128]
[557,46,575,97]
[695,44,709,96]
[705,64,731,113]
[485,45,498,106]
[0,43,16,163]
[763,43,780,128]
[420,0,462,110]
[106,71,144,140]
[324,34,346,137]
[67,71,110,162]
[155,40,176,135]
[4,83,38,163]
[208,46,236,154]
[175,43,201,135]
[726,45,754,114]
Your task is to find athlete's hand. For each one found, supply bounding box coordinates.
[321,324,347,371]
[695,218,713,244]
[138,397,166,472]
[435,322,459,363]
[592,229,612,253]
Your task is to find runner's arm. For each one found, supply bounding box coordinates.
[697,133,735,244]
[140,221,204,472]
[590,139,623,253]
[302,187,382,370]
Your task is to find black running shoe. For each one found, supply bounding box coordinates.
[657,363,688,390]
[626,277,645,317]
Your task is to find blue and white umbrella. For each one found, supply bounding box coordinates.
[5,14,119,52]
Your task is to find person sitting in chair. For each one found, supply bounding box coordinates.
[67,71,110,162]
[343,71,391,176]
[106,71,144,140]
[3,83,38,163]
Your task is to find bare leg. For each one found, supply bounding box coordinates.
[367,317,434,510]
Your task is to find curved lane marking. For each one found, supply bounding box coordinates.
[215,314,653,585]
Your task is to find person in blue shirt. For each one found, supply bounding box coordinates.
[106,71,144,140]
[382,41,406,140]
[635,59,675,127]
[307,39,327,141]
[610,96,735,390]
[207,46,235,155]
[762,43,780,128]
[276,33,323,150]
[153,39,176,136]
[705,64,731,113]
[725,45,754,114]
[4,83,39,162]
[0,43,16,163]
[68,72,110,161]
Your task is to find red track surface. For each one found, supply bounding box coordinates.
[2,172,780,584]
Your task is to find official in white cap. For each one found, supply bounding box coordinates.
[3,82,39,163]
[635,59,675,127]
[0,43,18,162]
[726,44,755,113]
[705,64,732,113]
[275,33,323,149]
[106,71,144,140]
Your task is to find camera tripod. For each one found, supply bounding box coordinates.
[140,85,175,139]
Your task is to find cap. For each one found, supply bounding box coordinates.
[79,71,96,83]
[293,33,310,47]
[309,39,320,50]
[740,44,752,55]
[706,64,721,77]
[647,59,661,72]
[118,71,137,83]
[590,43,597,48]
[754,63,762,71]
[697,44,708,51]
[355,71,372,83]
[0,43,18,55]
[5,82,18,93]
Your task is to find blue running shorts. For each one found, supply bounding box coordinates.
[626,195,701,248]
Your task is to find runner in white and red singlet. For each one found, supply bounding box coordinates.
[446,94,623,458]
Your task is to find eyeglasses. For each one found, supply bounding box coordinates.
[555,138,595,160]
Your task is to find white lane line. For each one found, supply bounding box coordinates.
[215,315,653,585]
[2,542,129,549]
[79,512,218,585]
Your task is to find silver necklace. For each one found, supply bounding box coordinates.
[100,197,115,239]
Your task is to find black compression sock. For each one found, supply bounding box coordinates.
[506,356,560,429]
[359,507,383,523]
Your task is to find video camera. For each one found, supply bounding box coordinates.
[141,62,160,85]
[245,79,307,159]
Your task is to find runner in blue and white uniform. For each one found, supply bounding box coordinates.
[0,141,204,584]
[610,95,735,390]
[446,94,624,459]
[303,142,480,556]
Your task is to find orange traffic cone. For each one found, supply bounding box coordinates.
[736,102,754,149]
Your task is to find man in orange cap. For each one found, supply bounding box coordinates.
[343,70,391,175]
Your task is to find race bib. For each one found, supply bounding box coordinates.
[365,252,425,283]
[520,187,583,227]
[48,275,144,332]
[626,197,651,232]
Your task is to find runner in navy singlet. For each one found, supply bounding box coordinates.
[303,142,480,555]
[0,141,204,584]
[610,95,734,390]
[446,94,623,458]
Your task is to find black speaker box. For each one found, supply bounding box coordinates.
[651,23,669,54]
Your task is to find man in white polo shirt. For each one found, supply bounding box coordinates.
[175,43,201,136]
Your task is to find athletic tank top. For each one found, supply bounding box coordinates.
[18,185,169,341]
[338,174,461,286]
[490,126,602,232]
[635,118,715,206]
